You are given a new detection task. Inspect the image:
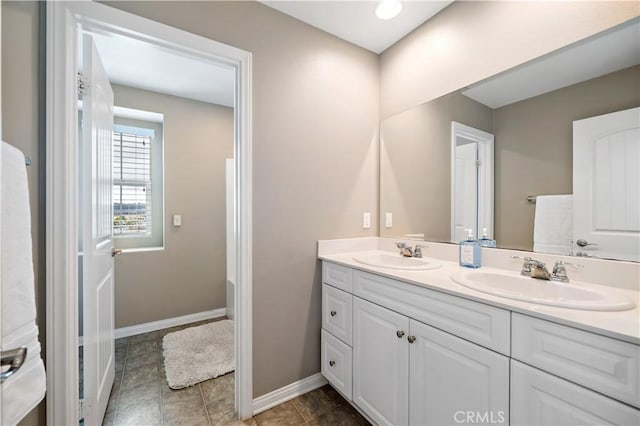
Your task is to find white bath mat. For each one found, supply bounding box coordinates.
[162,319,235,389]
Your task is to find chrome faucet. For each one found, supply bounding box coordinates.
[513,255,583,282]
[413,244,427,258]
[551,260,583,283]
[396,242,413,257]
[512,255,533,276]
[395,242,427,258]
[512,256,549,280]
[529,260,551,280]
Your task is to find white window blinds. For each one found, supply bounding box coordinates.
[112,125,155,237]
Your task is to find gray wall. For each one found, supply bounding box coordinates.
[111,84,233,328]
[102,1,380,398]
[1,2,45,425]
[493,65,640,250]
[379,1,638,118]
[380,92,493,240]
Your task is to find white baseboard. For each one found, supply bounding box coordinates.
[114,308,227,339]
[252,373,328,416]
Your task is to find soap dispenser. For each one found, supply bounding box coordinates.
[459,229,481,268]
[479,228,497,248]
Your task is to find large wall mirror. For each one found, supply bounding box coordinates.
[380,18,640,262]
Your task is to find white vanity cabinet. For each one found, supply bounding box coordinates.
[322,261,510,425]
[320,260,640,426]
[511,360,640,426]
[510,314,640,426]
[350,296,509,426]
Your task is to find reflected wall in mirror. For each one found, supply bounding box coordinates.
[380,19,640,262]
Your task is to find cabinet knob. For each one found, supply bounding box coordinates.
[407,336,416,343]
[330,310,337,317]
[396,330,405,338]
[329,360,335,367]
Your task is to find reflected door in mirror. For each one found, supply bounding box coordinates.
[573,107,640,262]
[451,122,494,243]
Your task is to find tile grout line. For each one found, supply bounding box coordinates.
[111,337,128,424]
[290,397,311,425]
[157,339,165,426]
[198,382,214,426]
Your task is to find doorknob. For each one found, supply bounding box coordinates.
[111,248,123,257]
[576,239,598,247]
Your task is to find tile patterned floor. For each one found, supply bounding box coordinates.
[103,319,369,426]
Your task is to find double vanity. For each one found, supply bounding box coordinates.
[318,238,640,426]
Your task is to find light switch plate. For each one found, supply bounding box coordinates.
[385,212,393,228]
[363,212,371,229]
[173,214,182,227]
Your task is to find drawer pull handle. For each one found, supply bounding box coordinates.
[396,330,405,338]
[407,336,416,343]
[329,360,335,367]
[330,310,337,317]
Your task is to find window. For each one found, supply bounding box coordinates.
[112,118,164,250]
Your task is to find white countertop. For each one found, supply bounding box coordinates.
[319,249,640,345]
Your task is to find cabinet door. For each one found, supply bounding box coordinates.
[511,360,640,426]
[353,297,409,426]
[409,320,509,426]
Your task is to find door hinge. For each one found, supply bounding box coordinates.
[77,72,89,96]
[475,160,482,168]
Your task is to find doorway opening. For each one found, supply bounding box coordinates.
[46,2,252,425]
[450,121,494,243]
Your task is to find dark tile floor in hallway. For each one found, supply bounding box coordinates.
[103,319,369,426]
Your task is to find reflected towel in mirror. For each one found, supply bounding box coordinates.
[533,194,573,255]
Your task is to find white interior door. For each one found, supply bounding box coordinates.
[82,34,115,425]
[573,107,640,262]
[454,141,478,241]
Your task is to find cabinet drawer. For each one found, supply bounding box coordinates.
[511,360,640,425]
[322,261,353,293]
[321,329,352,400]
[354,270,510,355]
[322,284,353,345]
[512,313,640,408]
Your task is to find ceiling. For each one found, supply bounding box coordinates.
[90,1,454,104]
[462,19,640,109]
[260,1,453,54]
[91,32,236,107]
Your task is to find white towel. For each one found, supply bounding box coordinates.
[1,141,46,426]
[533,194,573,255]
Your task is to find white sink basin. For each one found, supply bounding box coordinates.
[353,253,441,271]
[451,270,635,311]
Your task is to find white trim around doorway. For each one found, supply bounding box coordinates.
[46,2,253,424]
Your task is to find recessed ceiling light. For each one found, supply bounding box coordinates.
[376,0,402,20]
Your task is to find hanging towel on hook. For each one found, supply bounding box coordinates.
[0,141,46,426]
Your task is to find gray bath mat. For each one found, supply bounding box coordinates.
[162,319,235,389]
